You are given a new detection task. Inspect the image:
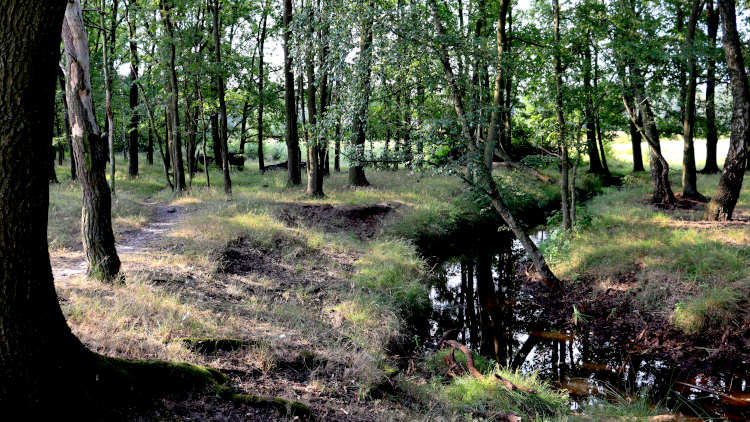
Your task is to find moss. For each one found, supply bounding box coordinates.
[217,386,313,420]
[179,337,256,354]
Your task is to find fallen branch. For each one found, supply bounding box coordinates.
[440,339,537,394]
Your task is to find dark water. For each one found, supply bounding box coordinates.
[428,232,750,420]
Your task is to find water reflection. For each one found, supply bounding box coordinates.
[428,232,749,419]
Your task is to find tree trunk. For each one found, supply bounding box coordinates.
[161,0,186,194]
[703,0,750,221]
[305,1,324,197]
[212,0,232,198]
[0,3,93,410]
[257,3,268,173]
[58,69,77,180]
[583,40,604,174]
[681,0,703,200]
[283,0,301,185]
[127,0,139,178]
[554,0,571,230]
[101,0,116,195]
[62,0,121,282]
[701,0,720,174]
[349,0,374,187]
[627,64,677,205]
[484,0,511,170]
[429,0,559,288]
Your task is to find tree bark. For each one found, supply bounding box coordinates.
[283,0,302,185]
[101,0,117,195]
[349,0,374,187]
[0,3,92,410]
[212,0,232,198]
[257,3,268,172]
[305,1,324,197]
[583,40,604,174]
[62,0,121,282]
[58,69,77,180]
[554,0,572,230]
[701,0,720,174]
[681,0,703,200]
[160,0,186,193]
[429,0,559,287]
[703,0,750,220]
[127,0,139,178]
[484,0,510,170]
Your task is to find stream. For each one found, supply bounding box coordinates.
[427,230,750,420]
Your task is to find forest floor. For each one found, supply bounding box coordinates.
[50,157,576,421]
[47,142,749,421]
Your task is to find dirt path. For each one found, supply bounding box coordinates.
[52,203,187,285]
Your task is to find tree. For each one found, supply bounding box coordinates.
[127,0,140,178]
[349,0,374,187]
[257,0,269,173]
[101,0,118,194]
[212,0,232,198]
[703,0,749,221]
[680,0,703,200]
[283,0,302,186]
[62,0,122,282]
[553,0,572,231]
[700,0,720,174]
[428,0,559,287]
[160,0,186,194]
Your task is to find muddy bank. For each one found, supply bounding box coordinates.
[426,235,750,420]
[275,202,398,240]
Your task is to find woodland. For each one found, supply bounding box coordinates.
[1,0,750,420]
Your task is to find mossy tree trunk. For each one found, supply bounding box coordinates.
[62,0,121,282]
[703,0,750,221]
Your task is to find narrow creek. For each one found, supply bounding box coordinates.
[426,230,750,420]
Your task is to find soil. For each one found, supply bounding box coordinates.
[274,202,399,239]
[517,265,750,417]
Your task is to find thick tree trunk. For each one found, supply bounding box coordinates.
[0,4,91,410]
[212,0,232,197]
[349,0,374,187]
[283,0,301,185]
[681,0,703,200]
[429,0,559,288]
[161,0,186,193]
[127,1,139,178]
[703,0,750,221]
[701,0,720,174]
[62,0,121,282]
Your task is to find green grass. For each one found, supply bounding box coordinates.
[543,135,750,335]
[401,352,569,421]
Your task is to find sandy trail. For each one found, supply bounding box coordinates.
[51,203,187,285]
